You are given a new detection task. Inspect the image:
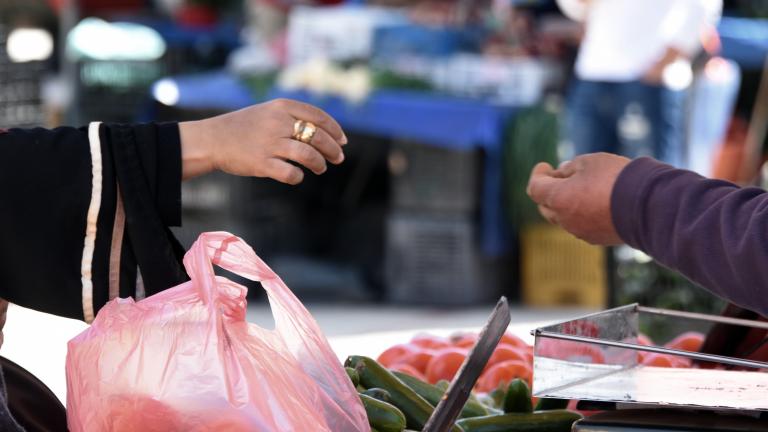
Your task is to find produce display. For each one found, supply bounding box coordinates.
[636,331,705,368]
[375,332,534,392]
[345,355,582,432]
[346,329,711,431]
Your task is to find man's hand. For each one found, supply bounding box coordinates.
[526,153,631,245]
[178,99,348,184]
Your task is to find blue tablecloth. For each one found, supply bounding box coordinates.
[719,16,768,70]
[123,17,242,51]
[155,71,516,255]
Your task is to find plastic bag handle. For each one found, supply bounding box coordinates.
[183,232,279,304]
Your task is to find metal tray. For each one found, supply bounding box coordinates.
[531,304,768,411]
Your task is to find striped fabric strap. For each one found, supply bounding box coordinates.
[108,187,125,301]
[80,122,103,323]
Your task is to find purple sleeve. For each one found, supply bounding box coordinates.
[611,157,768,315]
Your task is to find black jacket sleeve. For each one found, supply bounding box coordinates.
[0,123,188,322]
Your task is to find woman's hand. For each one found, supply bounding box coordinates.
[179,99,348,184]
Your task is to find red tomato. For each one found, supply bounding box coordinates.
[665,331,705,352]
[452,333,479,349]
[449,331,475,343]
[568,344,605,364]
[500,332,528,349]
[562,321,600,338]
[637,333,655,346]
[377,344,418,368]
[411,334,450,350]
[390,363,427,381]
[425,348,467,384]
[539,340,605,364]
[400,349,436,374]
[670,356,692,368]
[641,353,676,368]
[522,345,534,363]
[476,360,532,393]
[485,344,529,371]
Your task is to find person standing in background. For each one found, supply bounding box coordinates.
[557,0,722,167]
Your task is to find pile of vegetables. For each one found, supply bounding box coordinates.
[375,332,534,393]
[348,329,710,431]
[345,355,581,432]
[636,331,705,368]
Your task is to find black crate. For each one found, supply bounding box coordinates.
[389,139,480,213]
[76,59,166,123]
[0,25,47,128]
[385,210,502,305]
[178,172,309,258]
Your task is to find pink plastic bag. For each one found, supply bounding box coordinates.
[66,232,370,432]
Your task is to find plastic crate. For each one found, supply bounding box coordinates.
[0,25,47,128]
[385,211,500,305]
[76,59,166,123]
[389,139,480,213]
[179,172,307,256]
[521,224,607,308]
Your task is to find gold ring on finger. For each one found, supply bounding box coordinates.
[292,120,317,144]
[299,122,318,144]
[293,120,305,139]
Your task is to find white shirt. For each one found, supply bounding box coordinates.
[557,0,722,82]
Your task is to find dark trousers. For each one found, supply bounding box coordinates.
[0,356,68,431]
[564,79,685,167]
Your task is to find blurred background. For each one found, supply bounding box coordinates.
[2,0,768,318]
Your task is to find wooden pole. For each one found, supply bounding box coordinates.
[740,54,768,185]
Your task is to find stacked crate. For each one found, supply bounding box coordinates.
[75,58,166,124]
[385,139,502,305]
[0,25,47,128]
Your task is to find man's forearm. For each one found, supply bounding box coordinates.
[611,158,768,315]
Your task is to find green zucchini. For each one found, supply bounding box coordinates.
[503,379,533,413]
[359,393,406,432]
[346,355,462,432]
[488,383,507,409]
[392,371,489,418]
[346,367,360,387]
[437,378,483,405]
[477,394,500,411]
[363,387,392,403]
[456,410,583,432]
[435,380,450,391]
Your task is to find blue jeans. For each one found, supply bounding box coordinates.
[564,79,685,167]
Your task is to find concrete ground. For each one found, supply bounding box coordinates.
[0,302,592,404]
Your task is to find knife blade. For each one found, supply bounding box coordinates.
[422,296,511,432]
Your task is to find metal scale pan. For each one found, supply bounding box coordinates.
[531,304,768,431]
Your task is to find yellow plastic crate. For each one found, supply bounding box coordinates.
[521,224,607,308]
